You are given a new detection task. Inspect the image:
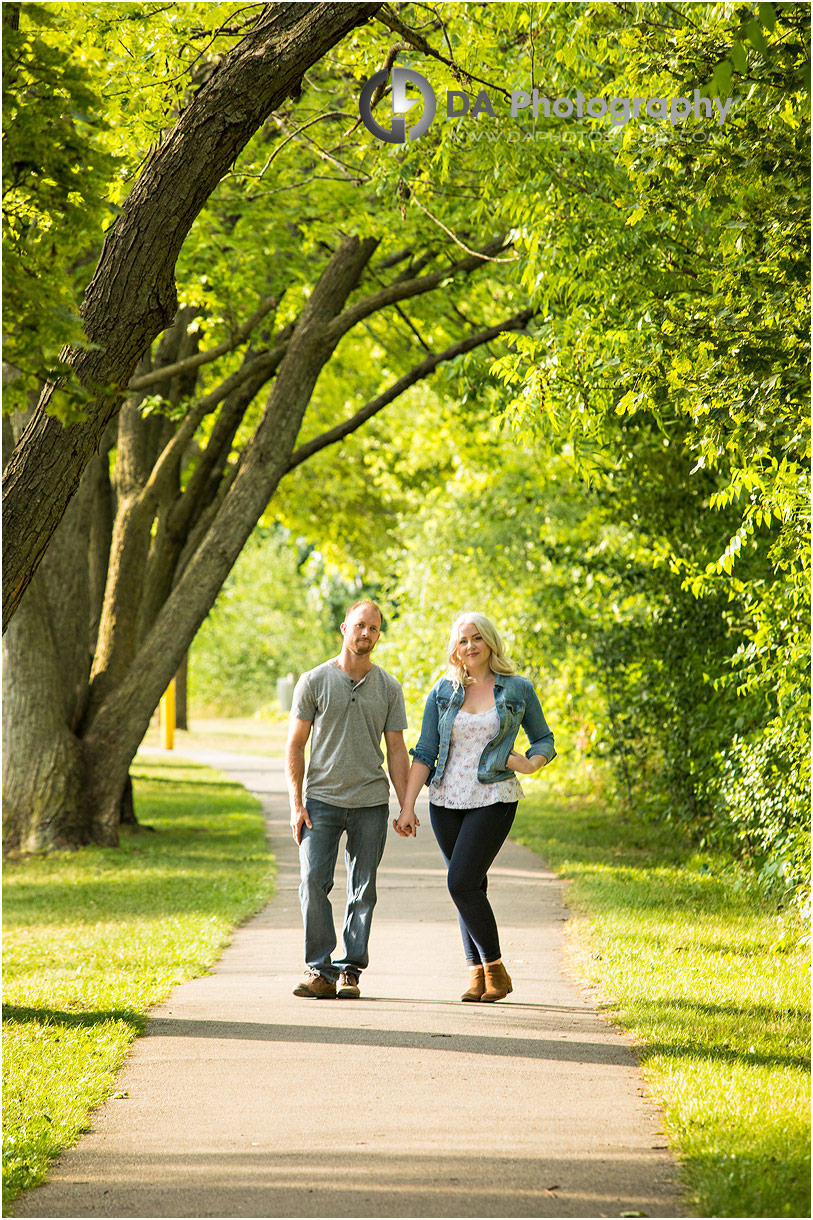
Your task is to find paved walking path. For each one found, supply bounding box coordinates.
[16,751,685,1219]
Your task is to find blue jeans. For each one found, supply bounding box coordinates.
[429,801,517,965]
[299,798,390,982]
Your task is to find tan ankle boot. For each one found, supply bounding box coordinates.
[481,960,512,1002]
[461,965,485,1002]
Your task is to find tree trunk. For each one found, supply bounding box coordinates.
[175,654,189,732]
[82,236,380,842]
[2,1,382,627]
[118,775,138,827]
[86,439,115,650]
[3,412,137,850]
[86,316,192,723]
[138,351,282,636]
[2,568,87,853]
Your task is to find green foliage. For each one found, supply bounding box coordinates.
[2,4,119,411]
[432,1,811,906]
[2,1,258,415]
[2,756,275,1206]
[512,790,810,1219]
[189,528,338,715]
[709,731,811,904]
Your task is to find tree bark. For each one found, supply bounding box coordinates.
[2,413,95,851]
[2,572,86,853]
[139,347,286,636]
[2,1,381,628]
[86,438,115,650]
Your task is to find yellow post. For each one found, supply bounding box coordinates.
[161,679,176,750]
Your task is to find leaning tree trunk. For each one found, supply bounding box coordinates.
[85,316,192,725]
[2,405,120,851]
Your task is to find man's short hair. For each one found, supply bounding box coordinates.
[344,599,383,626]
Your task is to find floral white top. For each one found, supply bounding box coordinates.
[428,707,524,809]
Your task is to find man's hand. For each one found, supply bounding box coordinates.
[286,717,313,844]
[393,808,420,837]
[291,804,312,845]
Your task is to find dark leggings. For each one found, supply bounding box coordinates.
[429,801,517,965]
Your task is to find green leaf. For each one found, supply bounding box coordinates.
[744,20,767,53]
[730,42,748,74]
[758,2,777,31]
[712,60,734,96]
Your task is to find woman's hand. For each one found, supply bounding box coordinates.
[507,750,546,775]
[393,808,420,837]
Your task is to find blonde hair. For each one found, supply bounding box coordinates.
[446,612,517,688]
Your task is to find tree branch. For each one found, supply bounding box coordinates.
[377,4,513,98]
[233,111,358,181]
[287,308,534,470]
[406,189,521,262]
[137,343,288,508]
[127,295,280,390]
[327,235,511,342]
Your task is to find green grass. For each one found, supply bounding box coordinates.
[2,757,275,1209]
[512,787,811,1219]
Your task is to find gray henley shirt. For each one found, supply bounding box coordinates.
[291,660,408,808]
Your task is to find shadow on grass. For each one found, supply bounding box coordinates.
[655,996,810,1025]
[630,997,810,1072]
[639,1041,809,1074]
[685,1147,810,1219]
[3,1004,146,1034]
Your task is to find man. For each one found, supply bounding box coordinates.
[286,600,409,999]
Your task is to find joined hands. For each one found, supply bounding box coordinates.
[393,809,420,837]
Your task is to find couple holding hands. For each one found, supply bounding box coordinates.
[285,602,555,1003]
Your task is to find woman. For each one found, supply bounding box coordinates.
[394,613,555,1002]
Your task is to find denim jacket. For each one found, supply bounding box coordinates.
[410,673,556,786]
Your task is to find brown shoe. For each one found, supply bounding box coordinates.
[481,960,513,1002]
[293,970,336,999]
[337,970,361,999]
[461,965,485,1002]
